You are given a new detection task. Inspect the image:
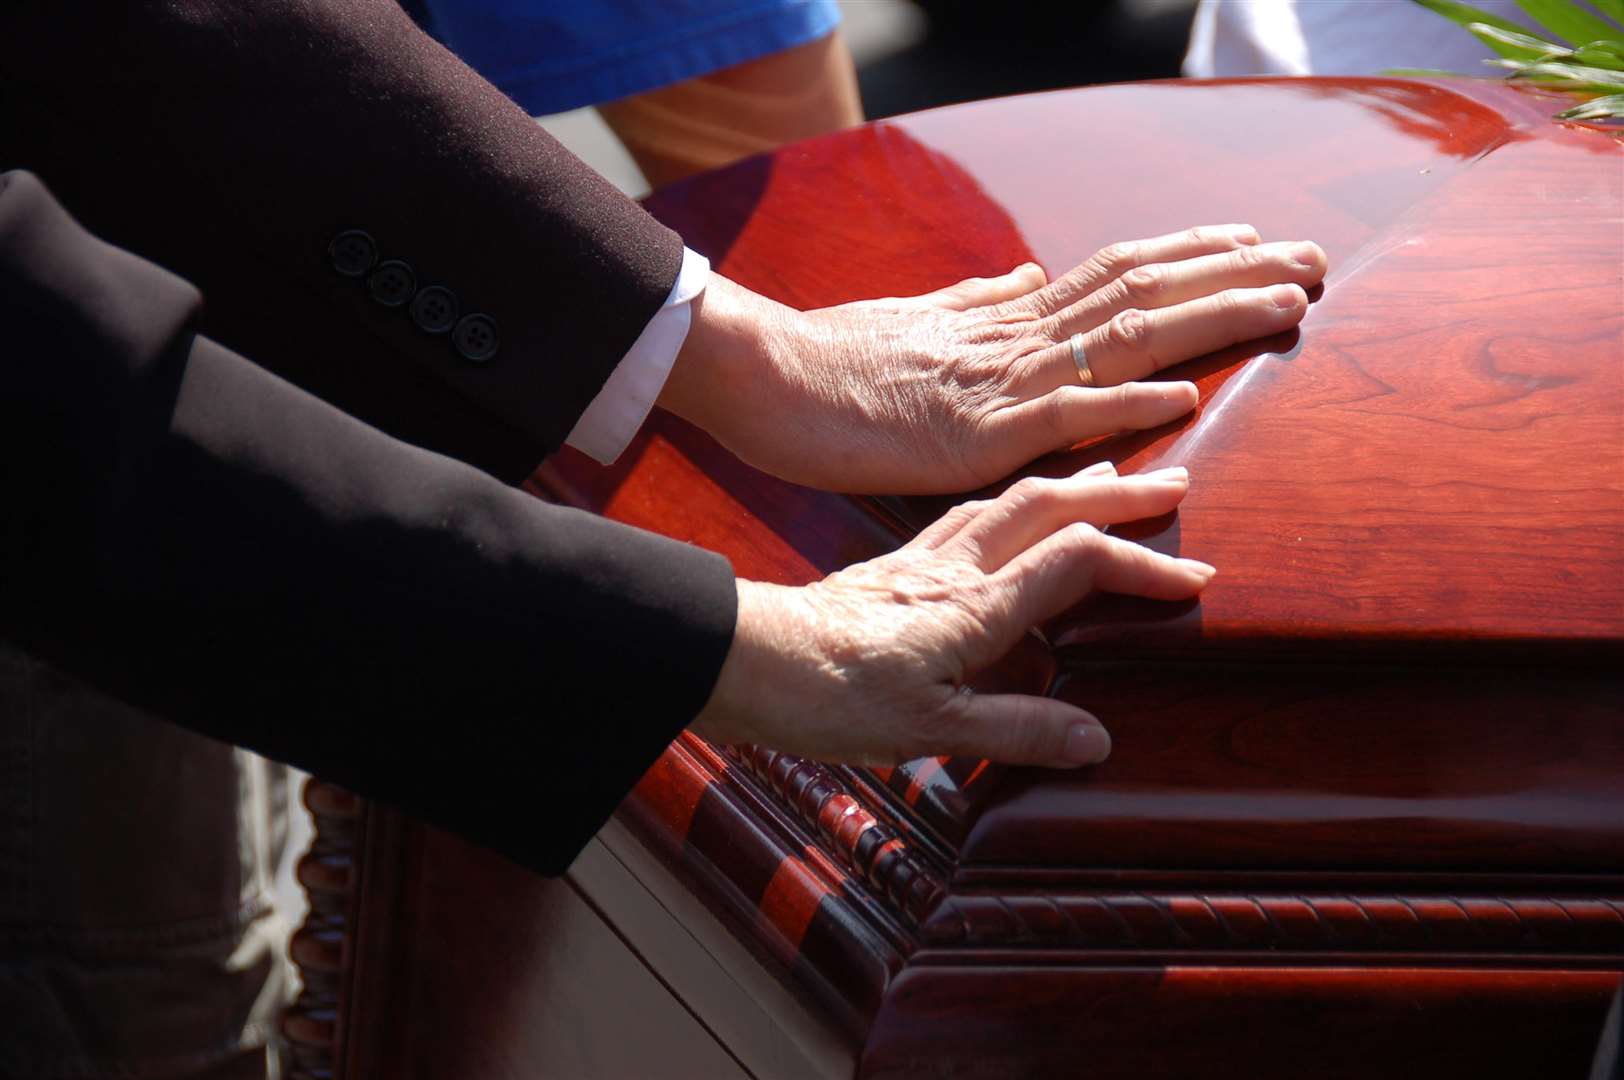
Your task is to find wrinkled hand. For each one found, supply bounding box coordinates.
[666,225,1326,494]
[690,463,1210,767]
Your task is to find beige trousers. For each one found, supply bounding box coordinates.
[598,29,863,188]
[0,647,296,1080]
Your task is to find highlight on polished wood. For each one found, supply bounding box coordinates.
[289,76,1624,1078]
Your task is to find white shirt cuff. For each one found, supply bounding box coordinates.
[564,246,711,464]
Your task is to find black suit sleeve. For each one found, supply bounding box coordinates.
[1,0,686,482]
[0,170,736,876]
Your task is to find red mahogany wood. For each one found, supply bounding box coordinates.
[302,77,1624,1079]
[861,967,1621,1079]
[540,74,1623,1075]
[634,76,1624,660]
[536,76,1624,879]
[965,662,1624,871]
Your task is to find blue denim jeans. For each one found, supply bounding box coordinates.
[0,646,295,1079]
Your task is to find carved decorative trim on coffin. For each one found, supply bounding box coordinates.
[727,745,947,923]
[713,746,1624,959]
[282,779,358,1080]
[921,892,1624,952]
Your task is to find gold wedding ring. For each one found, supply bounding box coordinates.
[1069,332,1094,387]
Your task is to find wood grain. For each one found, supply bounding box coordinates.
[309,77,1623,1079]
[861,967,1621,1079]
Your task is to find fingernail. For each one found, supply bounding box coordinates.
[1178,558,1218,580]
[1153,380,1199,406]
[1230,224,1260,243]
[1290,241,1322,268]
[1063,723,1112,765]
[1269,284,1304,310]
[1143,465,1188,483]
[1080,460,1117,477]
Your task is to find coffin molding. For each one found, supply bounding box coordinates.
[284,75,1623,1077]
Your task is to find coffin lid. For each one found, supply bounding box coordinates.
[540,77,1623,878]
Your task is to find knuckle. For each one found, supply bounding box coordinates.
[1040,388,1075,438]
[1106,308,1150,353]
[1231,242,1265,270]
[1192,224,1243,250]
[1094,241,1139,275]
[1108,382,1134,413]
[1043,269,1084,302]
[1188,226,1226,249]
[989,700,1064,764]
[958,572,1003,617]
[913,691,970,747]
[955,498,994,522]
[1214,288,1246,318]
[1005,475,1052,508]
[1063,521,1103,552]
[1014,706,1068,761]
[1120,265,1165,304]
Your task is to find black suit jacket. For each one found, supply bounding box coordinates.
[0,1,742,872]
[1,0,678,482]
[0,169,735,876]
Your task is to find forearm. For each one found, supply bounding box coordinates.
[657,273,796,436]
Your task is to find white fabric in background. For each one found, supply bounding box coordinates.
[1185,0,1533,77]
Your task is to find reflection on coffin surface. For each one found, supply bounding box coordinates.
[283,78,1624,1079]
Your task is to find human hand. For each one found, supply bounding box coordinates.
[689,462,1210,767]
[664,225,1326,494]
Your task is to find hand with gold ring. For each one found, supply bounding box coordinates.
[660,224,1326,494]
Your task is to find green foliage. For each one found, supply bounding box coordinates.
[1407,0,1624,121]
[1467,22,1574,59]
[1413,0,1536,36]
[1555,90,1624,116]
[1572,40,1624,67]
[1515,0,1619,46]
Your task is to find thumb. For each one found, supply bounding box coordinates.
[923,263,1048,311]
[938,692,1112,767]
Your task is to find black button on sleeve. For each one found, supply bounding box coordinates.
[452,314,500,364]
[327,230,378,277]
[410,285,459,335]
[367,260,416,308]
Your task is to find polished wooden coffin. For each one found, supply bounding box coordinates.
[284,77,1624,1079]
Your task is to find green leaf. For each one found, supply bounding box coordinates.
[1502,58,1624,83]
[1466,21,1568,58]
[1492,58,1624,91]
[1412,0,1624,126]
[1555,90,1624,117]
[1572,40,1624,68]
[1588,0,1624,27]
[1514,0,1622,45]
[1412,0,1542,36]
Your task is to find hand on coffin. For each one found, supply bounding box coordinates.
[689,462,1209,767]
[662,224,1326,495]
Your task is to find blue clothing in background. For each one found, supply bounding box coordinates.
[404,0,842,116]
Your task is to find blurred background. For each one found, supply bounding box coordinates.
[541,0,1199,197]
